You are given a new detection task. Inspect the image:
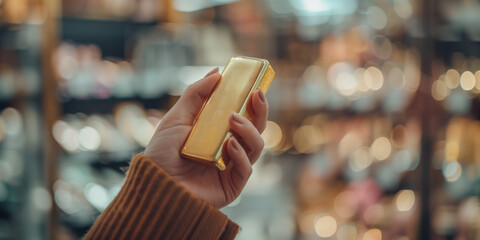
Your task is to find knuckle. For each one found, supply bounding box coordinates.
[240,119,253,132]
[259,136,265,149]
[184,84,207,102]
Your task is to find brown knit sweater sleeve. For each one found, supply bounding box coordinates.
[84,154,239,240]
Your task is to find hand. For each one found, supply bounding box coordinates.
[144,68,268,208]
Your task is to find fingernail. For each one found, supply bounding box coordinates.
[205,67,219,77]
[231,112,243,124]
[257,88,266,103]
[231,137,241,151]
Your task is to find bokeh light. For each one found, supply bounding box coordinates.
[363,228,382,240]
[30,187,52,212]
[445,69,460,89]
[338,132,362,158]
[336,223,357,240]
[261,121,283,150]
[442,161,462,182]
[335,72,358,96]
[392,149,419,172]
[78,126,101,151]
[394,0,413,19]
[84,183,109,211]
[367,6,387,30]
[349,147,374,172]
[54,187,76,214]
[0,151,23,182]
[2,108,23,136]
[61,127,79,152]
[387,67,405,89]
[432,80,450,101]
[460,71,475,91]
[395,189,415,212]
[314,215,337,238]
[131,118,155,147]
[370,137,392,161]
[293,125,323,153]
[365,67,384,91]
[372,36,393,60]
[355,68,370,92]
[475,70,480,90]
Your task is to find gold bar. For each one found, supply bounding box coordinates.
[181,56,275,170]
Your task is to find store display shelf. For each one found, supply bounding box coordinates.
[61,217,92,240]
[0,95,41,108]
[60,17,157,33]
[303,107,389,117]
[89,159,130,174]
[60,17,157,58]
[61,94,171,114]
[61,16,157,23]
[59,146,143,167]
[0,99,15,108]
[0,22,40,31]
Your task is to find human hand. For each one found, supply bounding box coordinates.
[144,68,268,208]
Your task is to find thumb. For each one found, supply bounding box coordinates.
[162,69,221,127]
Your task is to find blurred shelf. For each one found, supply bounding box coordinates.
[90,159,130,174]
[0,22,40,31]
[61,216,94,239]
[60,17,157,58]
[61,94,171,114]
[0,203,13,219]
[0,99,15,109]
[270,105,415,124]
[434,40,480,64]
[0,95,41,109]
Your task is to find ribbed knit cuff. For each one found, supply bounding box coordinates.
[84,154,239,240]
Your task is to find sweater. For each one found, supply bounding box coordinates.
[84,154,239,239]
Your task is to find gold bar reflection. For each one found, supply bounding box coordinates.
[181,56,275,170]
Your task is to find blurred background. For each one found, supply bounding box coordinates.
[1,0,480,239]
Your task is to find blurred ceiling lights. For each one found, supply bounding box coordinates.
[173,0,238,12]
[289,0,357,26]
[290,0,357,16]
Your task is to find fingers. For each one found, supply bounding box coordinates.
[229,112,264,164]
[204,67,219,77]
[226,137,252,183]
[246,89,269,133]
[161,69,221,128]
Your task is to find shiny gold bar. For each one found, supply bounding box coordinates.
[181,56,275,170]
